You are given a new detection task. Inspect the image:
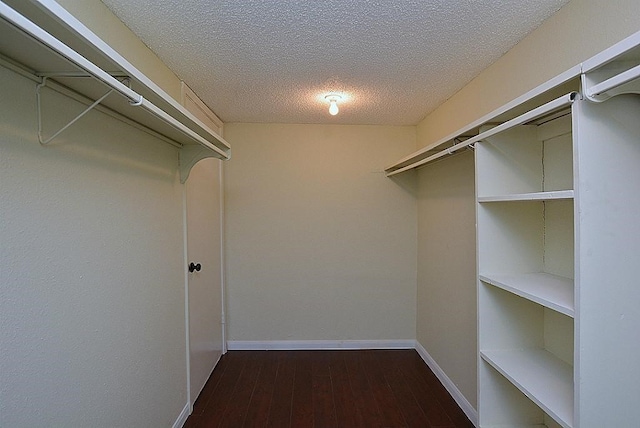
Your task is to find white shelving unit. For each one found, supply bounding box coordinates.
[476,31,640,427]
[378,25,640,428]
[383,30,640,428]
[0,0,230,182]
[477,103,576,428]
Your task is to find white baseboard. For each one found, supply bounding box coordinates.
[227,339,416,351]
[172,402,190,428]
[415,341,478,427]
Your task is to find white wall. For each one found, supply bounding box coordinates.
[0,58,186,427]
[224,123,417,344]
[414,0,640,413]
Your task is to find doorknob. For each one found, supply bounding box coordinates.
[188,262,202,273]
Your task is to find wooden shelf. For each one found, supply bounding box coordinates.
[481,349,573,428]
[478,190,574,203]
[480,273,574,317]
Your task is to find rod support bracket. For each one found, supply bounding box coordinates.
[36,75,114,145]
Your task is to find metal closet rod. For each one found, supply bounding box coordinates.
[586,63,640,100]
[0,1,229,159]
[386,92,579,177]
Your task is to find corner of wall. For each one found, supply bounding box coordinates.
[415,341,478,426]
[172,403,190,428]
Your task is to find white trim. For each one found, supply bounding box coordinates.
[219,161,228,354]
[181,184,192,411]
[181,81,224,134]
[415,341,478,427]
[581,29,640,73]
[227,339,416,351]
[172,402,190,428]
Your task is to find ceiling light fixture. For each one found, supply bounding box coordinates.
[325,94,342,116]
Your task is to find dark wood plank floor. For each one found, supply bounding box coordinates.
[184,349,474,428]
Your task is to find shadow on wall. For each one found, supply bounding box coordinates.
[388,169,418,198]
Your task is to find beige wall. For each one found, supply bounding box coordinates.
[0,64,186,427]
[416,151,477,407]
[415,0,640,413]
[0,2,203,426]
[224,123,417,343]
[7,0,639,423]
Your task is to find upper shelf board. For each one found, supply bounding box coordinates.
[0,0,230,158]
[384,68,580,176]
[386,28,640,176]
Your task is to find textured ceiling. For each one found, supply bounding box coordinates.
[99,0,570,125]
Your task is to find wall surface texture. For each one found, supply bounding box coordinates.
[414,0,640,412]
[0,66,187,426]
[224,123,417,344]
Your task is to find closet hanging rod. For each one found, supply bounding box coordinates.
[386,92,579,177]
[0,53,182,149]
[584,63,640,101]
[0,2,141,104]
[0,1,229,160]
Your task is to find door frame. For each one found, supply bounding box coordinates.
[182,160,226,411]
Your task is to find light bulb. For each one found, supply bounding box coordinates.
[325,94,342,116]
[329,99,339,115]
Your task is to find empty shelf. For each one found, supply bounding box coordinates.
[478,190,574,203]
[480,273,574,317]
[481,349,573,428]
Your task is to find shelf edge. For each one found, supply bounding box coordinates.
[478,190,574,203]
[481,349,574,428]
[479,273,574,317]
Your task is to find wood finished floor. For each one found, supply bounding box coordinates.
[184,349,474,428]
